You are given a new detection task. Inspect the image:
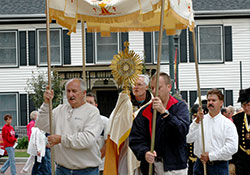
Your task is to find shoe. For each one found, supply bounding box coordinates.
[20,170,28,174]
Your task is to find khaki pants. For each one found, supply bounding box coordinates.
[154,161,188,175]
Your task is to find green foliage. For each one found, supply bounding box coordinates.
[16,136,28,149]
[26,70,64,109]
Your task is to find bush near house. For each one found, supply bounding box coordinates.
[16,136,28,149]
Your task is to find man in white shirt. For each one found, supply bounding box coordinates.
[86,92,109,175]
[37,78,102,175]
[187,88,238,175]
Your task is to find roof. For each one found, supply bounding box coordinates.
[0,0,250,16]
[193,0,250,11]
[0,0,45,15]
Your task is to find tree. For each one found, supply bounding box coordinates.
[26,70,64,109]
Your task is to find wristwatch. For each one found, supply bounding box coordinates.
[160,109,170,119]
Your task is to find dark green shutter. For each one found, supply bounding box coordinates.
[189,91,197,108]
[180,91,188,103]
[189,31,194,62]
[20,94,27,126]
[144,32,152,63]
[225,26,232,62]
[20,31,27,66]
[28,31,36,65]
[225,90,233,106]
[86,32,94,64]
[28,94,36,117]
[121,32,128,50]
[63,30,71,64]
[180,29,187,63]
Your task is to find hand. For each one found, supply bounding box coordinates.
[200,152,209,164]
[152,97,165,114]
[48,135,61,147]
[145,151,157,164]
[44,86,54,104]
[195,107,204,124]
[100,143,106,159]
[37,151,41,156]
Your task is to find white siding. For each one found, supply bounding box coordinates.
[0,67,47,93]
[71,24,83,66]
[177,18,250,108]
[129,31,144,59]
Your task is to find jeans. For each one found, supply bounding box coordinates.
[55,165,99,175]
[193,158,229,175]
[32,147,51,175]
[0,147,16,175]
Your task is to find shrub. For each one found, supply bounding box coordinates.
[16,136,28,149]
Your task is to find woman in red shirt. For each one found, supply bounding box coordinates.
[0,114,17,175]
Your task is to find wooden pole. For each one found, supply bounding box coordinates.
[45,0,55,174]
[81,21,86,82]
[192,30,207,175]
[149,0,165,174]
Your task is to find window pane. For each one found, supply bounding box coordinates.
[200,44,221,62]
[0,32,17,66]
[38,30,61,65]
[199,26,222,62]
[97,33,118,62]
[97,45,117,62]
[0,94,17,126]
[155,32,169,62]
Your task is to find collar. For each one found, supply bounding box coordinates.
[142,95,179,137]
[207,112,222,121]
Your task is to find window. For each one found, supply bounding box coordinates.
[198,26,223,63]
[0,31,18,67]
[154,31,169,63]
[0,93,18,126]
[37,29,62,66]
[95,33,121,63]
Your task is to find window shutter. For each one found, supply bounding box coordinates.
[225,26,232,62]
[20,94,27,126]
[86,32,94,63]
[189,31,194,62]
[121,32,128,50]
[180,29,187,63]
[63,30,71,64]
[180,91,188,103]
[144,32,152,63]
[20,31,27,66]
[28,31,36,65]
[189,91,197,108]
[28,94,36,117]
[225,90,233,106]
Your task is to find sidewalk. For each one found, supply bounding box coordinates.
[0,157,30,175]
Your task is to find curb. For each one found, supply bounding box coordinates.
[0,157,28,165]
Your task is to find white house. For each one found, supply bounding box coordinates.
[0,0,249,127]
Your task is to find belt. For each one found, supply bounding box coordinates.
[57,164,98,171]
[155,157,163,162]
[207,160,227,166]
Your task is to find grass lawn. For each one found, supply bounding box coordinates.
[15,150,29,157]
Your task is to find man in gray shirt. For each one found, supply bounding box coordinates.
[37,78,102,175]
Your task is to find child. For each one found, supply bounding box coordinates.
[0,114,17,175]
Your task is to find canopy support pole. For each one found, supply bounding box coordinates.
[192,31,207,175]
[149,0,165,174]
[82,21,86,82]
[46,0,55,174]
